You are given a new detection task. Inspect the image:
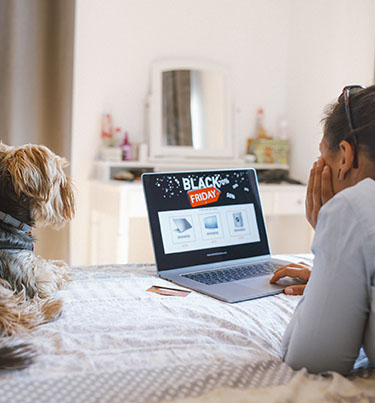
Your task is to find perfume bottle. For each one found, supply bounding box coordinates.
[121,131,132,161]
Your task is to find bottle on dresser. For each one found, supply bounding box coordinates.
[121,131,132,161]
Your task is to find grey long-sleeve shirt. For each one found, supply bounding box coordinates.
[281,177,375,375]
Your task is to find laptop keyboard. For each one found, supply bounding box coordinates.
[182,261,281,285]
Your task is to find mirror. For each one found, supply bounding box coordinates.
[149,60,233,159]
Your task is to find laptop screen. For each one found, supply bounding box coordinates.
[142,169,270,271]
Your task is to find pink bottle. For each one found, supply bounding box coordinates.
[121,131,132,161]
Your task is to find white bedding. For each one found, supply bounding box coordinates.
[0,258,373,403]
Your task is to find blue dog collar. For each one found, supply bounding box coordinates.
[0,211,32,235]
[0,240,34,251]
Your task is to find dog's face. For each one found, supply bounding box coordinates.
[0,143,75,228]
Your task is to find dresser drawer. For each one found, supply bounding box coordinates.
[274,191,305,215]
[124,188,148,217]
[259,191,274,215]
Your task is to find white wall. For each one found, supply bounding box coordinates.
[71,0,375,265]
[286,0,375,182]
[71,0,290,265]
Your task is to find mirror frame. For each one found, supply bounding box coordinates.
[149,60,234,159]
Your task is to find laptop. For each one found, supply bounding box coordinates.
[142,168,296,303]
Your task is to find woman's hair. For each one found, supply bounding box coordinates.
[323,85,375,163]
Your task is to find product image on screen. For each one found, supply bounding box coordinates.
[233,212,243,228]
[172,218,192,233]
[143,169,270,270]
[204,215,218,229]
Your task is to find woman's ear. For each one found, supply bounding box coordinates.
[338,140,355,180]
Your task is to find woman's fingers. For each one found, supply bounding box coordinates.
[297,261,312,268]
[270,266,311,283]
[311,159,324,224]
[312,159,323,207]
[272,262,310,274]
[321,165,334,204]
[306,158,324,229]
[305,163,316,228]
[306,158,335,229]
[284,284,306,295]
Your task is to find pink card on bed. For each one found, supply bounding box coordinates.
[147,285,191,297]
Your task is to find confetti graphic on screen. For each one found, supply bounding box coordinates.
[154,172,250,199]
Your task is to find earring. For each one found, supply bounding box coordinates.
[337,169,342,180]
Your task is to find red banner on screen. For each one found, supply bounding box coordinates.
[188,186,221,207]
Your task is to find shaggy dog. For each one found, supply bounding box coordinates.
[0,143,75,369]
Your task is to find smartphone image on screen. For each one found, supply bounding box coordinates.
[233,212,244,228]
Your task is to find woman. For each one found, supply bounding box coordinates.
[270,85,375,375]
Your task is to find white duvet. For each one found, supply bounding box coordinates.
[0,258,373,403]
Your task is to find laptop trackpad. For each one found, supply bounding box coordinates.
[199,275,305,302]
[212,282,259,300]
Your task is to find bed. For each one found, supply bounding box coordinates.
[0,255,374,403]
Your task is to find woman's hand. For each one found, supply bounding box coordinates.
[305,158,334,229]
[269,262,311,295]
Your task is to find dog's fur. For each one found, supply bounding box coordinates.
[0,143,75,369]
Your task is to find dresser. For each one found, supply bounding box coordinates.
[89,160,313,264]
